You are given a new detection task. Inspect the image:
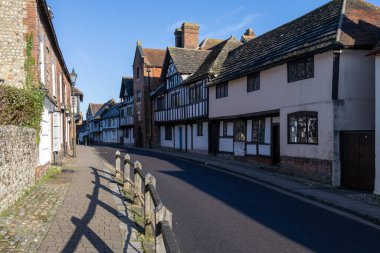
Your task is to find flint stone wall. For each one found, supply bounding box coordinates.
[0,125,37,213]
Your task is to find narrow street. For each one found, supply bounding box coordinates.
[94,145,380,253]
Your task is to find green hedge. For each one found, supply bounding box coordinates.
[0,84,44,133]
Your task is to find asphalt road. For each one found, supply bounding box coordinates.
[93,145,380,253]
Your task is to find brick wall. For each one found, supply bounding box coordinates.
[281,156,333,184]
[0,125,37,213]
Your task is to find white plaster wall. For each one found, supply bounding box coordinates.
[192,122,208,151]
[247,144,257,155]
[39,104,51,165]
[336,50,375,131]
[160,126,174,148]
[124,128,134,145]
[219,138,233,152]
[375,56,380,195]
[280,102,334,160]
[187,125,192,150]
[209,51,334,118]
[259,145,271,156]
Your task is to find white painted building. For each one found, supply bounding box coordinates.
[207,0,380,190]
[371,41,380,195]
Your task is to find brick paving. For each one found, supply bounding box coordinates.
[38,146,124,253]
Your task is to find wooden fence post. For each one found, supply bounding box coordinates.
[115,150,122,181]
[144,173,156,237]
[155,204,173,253]
[123,154,132,193]
[133,161,143,206]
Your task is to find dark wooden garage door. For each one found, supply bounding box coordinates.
[340,132,375,191]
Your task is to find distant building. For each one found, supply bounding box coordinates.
[100,103,122,144]
[132,41,165,148]
[152,22,242,153]
[119,77,134,145]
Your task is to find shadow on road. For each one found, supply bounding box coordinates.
[93,144,380,253]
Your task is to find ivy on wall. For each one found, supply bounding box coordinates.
[0,33,44,140]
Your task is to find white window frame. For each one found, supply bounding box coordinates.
[52,60,56,97]
[39,38,45,84]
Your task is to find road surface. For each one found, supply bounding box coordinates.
[93,145,380,253]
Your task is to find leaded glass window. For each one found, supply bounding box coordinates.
[252,119,265,143]
[234,120,246,142]
[287,56,314,82]
[288,112,318,144]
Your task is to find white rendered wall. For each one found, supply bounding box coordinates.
[160,126,174,148]
[39,103,51,165]
[192,122,208,152]
[375,56,380,195]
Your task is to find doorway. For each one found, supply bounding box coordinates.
[272,124,280,164]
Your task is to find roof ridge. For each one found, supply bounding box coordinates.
[336,0,347,43]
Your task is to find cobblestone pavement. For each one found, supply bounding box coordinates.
[0,169,72,253]
[38,146,124,253]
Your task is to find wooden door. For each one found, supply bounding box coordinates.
[208,121,219,155]
[340,132,375,191]
[272,124,280,164]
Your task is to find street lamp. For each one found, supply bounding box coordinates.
[70,68,78,158]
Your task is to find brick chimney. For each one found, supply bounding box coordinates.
[174,28,183,47]
[181,23,199,49]
[241,28,256,43]
[245,28,256,37]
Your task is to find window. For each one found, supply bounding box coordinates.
[197,123,203,136]
[108,119,112,127]
[39,39,45,84]
[125,129,129,138]
[189,84,202,103]
[288,112,318,144]
[136,67,140,79]
[223,122,228,136]
[136,91,142,102]
[52,61,56,97]
[247,72,260,92]
[166,59,182,88]
[252,119,265,143]
[120,109,125,118]
[216,82,228,99]
[287,56,314,82]
[165,126,172,140]
[127,106,132,116]
[171,92,180,108]
[234,120,246,141]
[157,96,165,110]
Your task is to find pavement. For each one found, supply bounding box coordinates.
[134,146,380,226]
[38,145,141,253]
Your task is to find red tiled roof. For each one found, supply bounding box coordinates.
[142,48,166,67]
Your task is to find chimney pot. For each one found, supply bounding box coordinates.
[174,28,183,48]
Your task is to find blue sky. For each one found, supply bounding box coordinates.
[49,0,380,116]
